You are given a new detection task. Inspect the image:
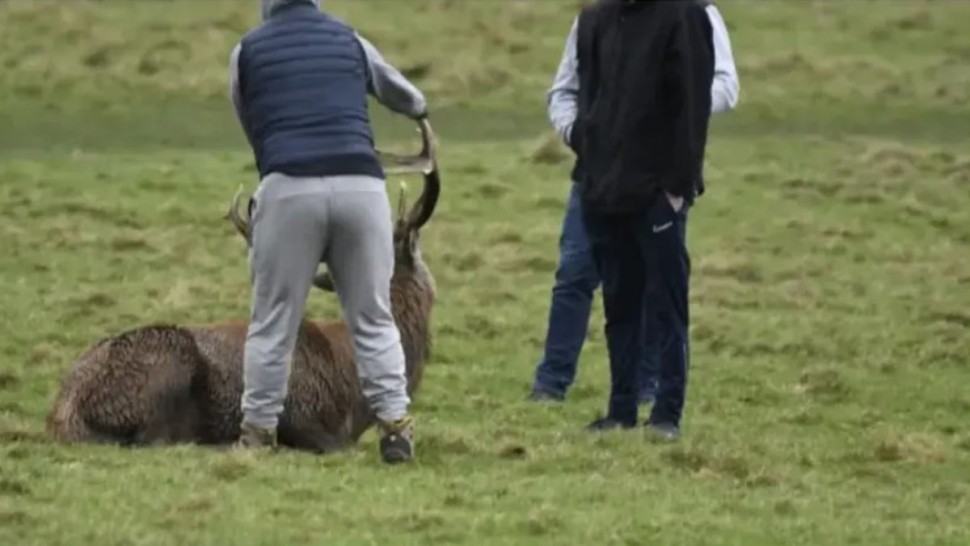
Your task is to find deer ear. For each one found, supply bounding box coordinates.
[312,270,336,292]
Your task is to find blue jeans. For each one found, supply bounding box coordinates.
[582,191,691,427]
[531,182,660,401]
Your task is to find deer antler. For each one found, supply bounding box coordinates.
[378,118,440,231]
[398,118,440,232]
[376,117,437,176]
[226,117,440,244]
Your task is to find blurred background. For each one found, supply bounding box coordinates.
[3,1,968,151]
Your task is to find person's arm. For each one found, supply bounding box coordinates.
[665,5,715,202]
[227,42,256,149]
[705,4,739,114]
[355,33,428,119]
[547,16,580,150]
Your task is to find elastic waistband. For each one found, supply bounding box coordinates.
[257,172,386,200]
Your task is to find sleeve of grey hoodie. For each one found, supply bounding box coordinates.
[547,16,579,147]
[227,41,256,149]
[354,33,428,119]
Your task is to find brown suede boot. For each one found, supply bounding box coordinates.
[235,422,278,450]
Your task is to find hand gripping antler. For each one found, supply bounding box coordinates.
[227,117,440,245]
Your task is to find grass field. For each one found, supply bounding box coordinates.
[2,1,970,544]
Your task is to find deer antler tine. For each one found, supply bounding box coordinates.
[419,117,436,163]
[397,180,408,221]
[227,184,252,245]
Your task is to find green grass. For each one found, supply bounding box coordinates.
[2,1,970,545]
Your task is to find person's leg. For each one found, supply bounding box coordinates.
[582,209,645,429]
[637,313,660,406]
[322,175,412,463]
[531,181,601,400]
[637,207,688,406]
[638,193,691,438]
[239,174,329,447]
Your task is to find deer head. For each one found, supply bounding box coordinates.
[226,118,440,293]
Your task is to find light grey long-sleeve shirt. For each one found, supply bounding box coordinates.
[547,3,740,147]
[227,31,427,147]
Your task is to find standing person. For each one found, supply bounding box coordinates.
[573,0,716,438]
[227,0,429,464]
[529,0,738,407]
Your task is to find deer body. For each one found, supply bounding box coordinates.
[47,120,440,453]
[47,299,430,452]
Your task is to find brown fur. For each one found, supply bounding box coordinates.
[46,209,436,454]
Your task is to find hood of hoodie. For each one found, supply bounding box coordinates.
[261,0,320,21]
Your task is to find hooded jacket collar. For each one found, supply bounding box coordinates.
[261,0,320,21]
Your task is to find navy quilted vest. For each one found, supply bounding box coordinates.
[238,3,383,179]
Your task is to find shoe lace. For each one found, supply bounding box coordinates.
[380,416,413,437]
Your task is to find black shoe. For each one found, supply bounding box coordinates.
[378,416,414,464]
[644,421,680,441]
[528,389,564,403]
[586,416,636,432]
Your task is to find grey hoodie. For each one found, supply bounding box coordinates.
[261,0,320,21]
[229,0,428,148]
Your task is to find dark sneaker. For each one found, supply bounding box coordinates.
[235,422,278,450]
[378,416,414,464]
[529,389,564,403]
[644,422,680,441]
[586,416,636,432]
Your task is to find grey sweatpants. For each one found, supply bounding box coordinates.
[240,172,410,429]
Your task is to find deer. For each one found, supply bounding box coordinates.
[46,118,440,454]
